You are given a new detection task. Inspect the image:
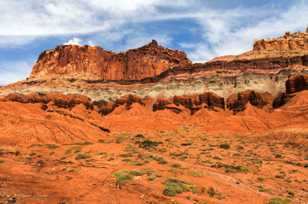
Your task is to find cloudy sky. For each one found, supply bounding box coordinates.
[0,0,307,84]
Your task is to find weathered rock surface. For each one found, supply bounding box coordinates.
[253,31,308,52]
[226,90,270,112]
[272,92,290,109]
[1,29,308,109]
[286,74,308,94]
[153,93,225,114]
[2,28,308,204]
[1,92,91,109]
[29,30,308,86]
[30,40,191,80]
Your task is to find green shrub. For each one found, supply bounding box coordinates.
[113,170,145,188]
[267,198,291,204]
[163,179,196,196]
[115,133,131,144]
[75,153,91,160]
[138,139,161,150]
[211,162,249,173]
[189,170,204,177]
[150,155,167,164]
[207,187,224,199]
[45,144,59,149]
[219,143,230,149]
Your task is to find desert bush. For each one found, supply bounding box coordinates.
[219,143,230,149]
[211,162,249,173]
[163,179,196,196]
[267,197,291,204]
[113,169,145,188]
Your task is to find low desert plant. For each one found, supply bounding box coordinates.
[138,139,161,150]
[189,170,204,177]
[113,169,145,188]
[267,197,291,204]
[45,144,59,149]
[75,152,91,160]
[219,143,230,149]
[163,179,196,196]
[207,187,224,199]
[150,155,167,164]
[211,162,249,173]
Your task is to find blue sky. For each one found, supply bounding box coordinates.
[0,0,307,84]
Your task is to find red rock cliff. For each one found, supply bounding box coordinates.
[30,40,191,81]
[253,31,308,52]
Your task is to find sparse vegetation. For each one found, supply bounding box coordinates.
[73,141,93,146]
[212,162,249,173]
[150,155,167,164]
[113,169,145,188]
[163,179,196,196]
[65,146,82,155]
[75,152,91,160]
[267,197,291,204]
[138,139,161,150]
[189,170,204,177]
[181,140,193,146]
[0,147,20,156]
[115,133,132,144]
[170,151,189,160]
[45,144,59,149]
[219,143,230,149]
[207,187,224,199]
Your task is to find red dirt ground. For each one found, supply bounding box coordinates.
[0,91,307,204]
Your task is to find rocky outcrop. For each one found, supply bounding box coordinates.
[153,93,225,114]
[1,28,308,114]
[272,93,290,108]
[226,90,269,112]
[1,92,225,115]
[286,74,308,94]
[92,95,145,115]
[29,29,308,85]
[30,40,191,81]
[253,31,308,52]
[2,93,91,109]
[271,74,308,108]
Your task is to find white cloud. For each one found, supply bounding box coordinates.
[63,37,98,46]
[188,1,308,61]
[0,0,307,85]
[0,0,196,46]
[64,37,83,46]
[0,0,307,59]
[0,0,193,36]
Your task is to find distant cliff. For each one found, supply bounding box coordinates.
[30,40,191,81]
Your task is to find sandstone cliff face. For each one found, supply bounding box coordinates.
[153,92,225,114]
[1,29,308,106]
[253,32,308,52]
[30,40,191,81]
[2,92,91,109]
[286,74,308,94]
[1,92,225,115]
[30,30,308,84]
[226,90,269,112]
